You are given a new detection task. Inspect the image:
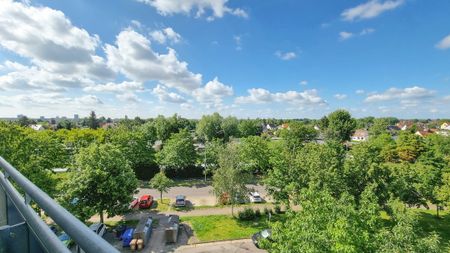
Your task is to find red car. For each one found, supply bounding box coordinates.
[138,195,153,209]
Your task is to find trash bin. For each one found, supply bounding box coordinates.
[165,215,180,243]
[133,216,153,247]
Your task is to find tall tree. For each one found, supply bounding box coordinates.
[369,118,390,136]
[212,143,251,216]
[196,113,223,141]
[221,116,240,141]
[279,121,317,152]
[149,171,174,203]
[86,111,99,129]
[60,143,138,223]
[157,129,196,170]
[238,119,260,137]
[239,136,271,173]
[396,132,424,162]
[324,110,356,143]
[198,139,224,181]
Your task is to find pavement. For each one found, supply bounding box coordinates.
[136,184,270,207]
[175,239,266,253]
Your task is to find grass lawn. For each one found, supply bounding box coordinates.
[181,214,282,242]
[415,209,450,250]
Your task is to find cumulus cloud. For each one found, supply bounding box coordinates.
[341,0,404,21]
[83,81,144,93]
[0,93,103,108]
[150,27,181,44]
[235,88,326,106]
[436,34,450,50]
[152,84,187,103]
[300,80,308,86]
[0,0,114,80]
[356,89,365,94]
[365,86,435,103]
[0,61,95,91]
[275,51,297,61]
[136,0,248,20]
[116,92,141,103]
[193,77,233,107]
[334,94,347,100]
[105,29,202,93]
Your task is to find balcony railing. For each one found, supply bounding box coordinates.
[0,156,119,253]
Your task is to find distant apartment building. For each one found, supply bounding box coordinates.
[74,114,79,120]
[30,124,45,131]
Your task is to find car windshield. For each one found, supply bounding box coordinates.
[261,230,271,238]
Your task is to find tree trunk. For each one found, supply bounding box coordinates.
[231,203,234,217]
[160,191,163,203]
[100,211,104,224]
[437,204,440,218]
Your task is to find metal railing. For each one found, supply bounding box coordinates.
[0,156,119,253]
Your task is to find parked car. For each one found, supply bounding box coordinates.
[252,229,272,248]
[89,223,107,237]
[121,228,135,247]
[139,195,153,209]
[175,195,186,207]
[58,232,73,247]
[249,192,262,203]
[129,197,139,209]
[76,223,107,253]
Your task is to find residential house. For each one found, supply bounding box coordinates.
[415,130,433,138]
[441,122,450,130]
[261,123,276,133]
[30,124,45,131]
[396,121,413,131]
[351,129,369,142]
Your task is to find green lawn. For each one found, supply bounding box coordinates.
[415,209,450,250]
[181,214,280,242]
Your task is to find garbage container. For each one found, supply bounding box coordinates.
[165,215,180,243]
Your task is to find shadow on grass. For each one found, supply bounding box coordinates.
[416,210,450,250]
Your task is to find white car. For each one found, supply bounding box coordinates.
[249,192,262,203]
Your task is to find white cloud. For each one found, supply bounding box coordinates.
[234,35,242,51]
[275,51,297,61]
[105,29,202,93]
[340,28,375,40]
[150,27,181,44]
[300,80,308,86]
[83,81,144,93]
[116,92,141,103]
[235,88,326,106]
[136,0,247,20]
[152,84,187,103]
[341,0,404,21]
[356,89,365,94]
[0,61,95,91]
[339,31,354,40]
[334,94,347,100]
[436,34,450,50]
[193,77,233,107]
[365,86,435,103]
[0,93,103,107]
[0,0,114,80]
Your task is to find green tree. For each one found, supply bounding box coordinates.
[198,139,224,181]
[265,187,439,253]
[212,143,251,216]
[157,129,196,170]
[369,118,389,136]
[86,111,99,129]
[396,132,424,162]
[221,116,240,141]
[238,119,260,137]
[196,113,223,141]
[239,136,271,173]
[60,143,138,223]
[325,110,356,143]
[149,171,174,202]
[279,121,317,152]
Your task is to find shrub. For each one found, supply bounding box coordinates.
[238,207,255,221]
[274,205,281,214]
[263,207,271,215]
[255,208,261,217]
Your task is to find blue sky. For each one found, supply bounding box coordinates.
[0,0,449,119]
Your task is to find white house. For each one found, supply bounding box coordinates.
[441,122,450,130]
[30,124,45,131]
[351,129,369,142]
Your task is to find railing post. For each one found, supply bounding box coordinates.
[0,182,6,227]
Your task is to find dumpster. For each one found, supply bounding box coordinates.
[121,228,135,247]
[133,216,153,247]
[165,215,180,243]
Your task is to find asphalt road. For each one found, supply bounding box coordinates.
[174,239,266,253]
[136,184,269,206]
